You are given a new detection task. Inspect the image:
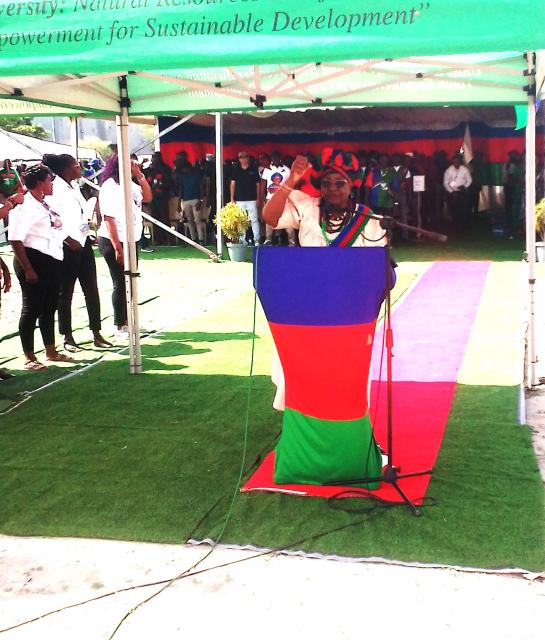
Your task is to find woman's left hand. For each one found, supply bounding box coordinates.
[131,161,144,179]
[1,268,10,293]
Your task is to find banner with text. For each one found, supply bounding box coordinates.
[0,0,544,77]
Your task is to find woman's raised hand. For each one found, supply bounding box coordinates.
[289,155,310,185]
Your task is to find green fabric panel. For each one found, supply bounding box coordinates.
[0,1,544,77]
[514,104,528,130]
[274,408,382,489]
[484,163,506,187]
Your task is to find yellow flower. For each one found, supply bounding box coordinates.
[535,199,545,241]
[214,202,250,242]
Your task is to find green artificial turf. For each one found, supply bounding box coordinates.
[0,268,543,570]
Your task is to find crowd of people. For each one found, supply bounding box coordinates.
[176,146,539,245]
[0,144,540,379]
[0,153,151,376]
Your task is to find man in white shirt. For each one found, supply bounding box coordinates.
[443,154,472,234]
[261,151,296,246]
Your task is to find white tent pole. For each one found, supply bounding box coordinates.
[525,52,537,388]
[153,117,161,152]
[69,117,78,160]
[141,210,220,261]
[130,113,195,156]
[116,75,142,375]
[215,112,224,257]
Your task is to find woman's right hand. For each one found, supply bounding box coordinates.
[289,155,310,186]
[114,245,124,265]
[8,193,24,207]
[25,268,38,284]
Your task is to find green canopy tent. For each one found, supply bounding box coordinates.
[0,0,543,378]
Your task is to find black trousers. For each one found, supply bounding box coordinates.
[58,238,101,335]
[150,197,173,245]
[447,191,470,234]
[97,237,139,328]
[14,248,61,354]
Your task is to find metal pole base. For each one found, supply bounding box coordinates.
[326,466,433,517]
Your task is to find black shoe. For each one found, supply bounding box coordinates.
[0,368,15,380]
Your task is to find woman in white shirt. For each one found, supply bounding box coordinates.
[97,154,151,335]
[43,154,112,351]
[8,165,74,370]
[0,192,23,378]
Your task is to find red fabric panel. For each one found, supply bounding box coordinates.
[160,138,463,167]
[242,380,456,505]
[471,134,545,163]
[269,322,376,422]
[161,141,215,166]
[471,136,525,163]
[161,131,543,167]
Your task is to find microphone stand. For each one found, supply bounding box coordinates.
[377,214,436,517]
[326,212,443,516]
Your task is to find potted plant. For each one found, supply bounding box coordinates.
[215,202,250,262]
[535,198,545,261]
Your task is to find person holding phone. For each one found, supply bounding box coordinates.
[97,155,152,336]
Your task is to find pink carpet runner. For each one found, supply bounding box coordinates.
[243,262,490,503]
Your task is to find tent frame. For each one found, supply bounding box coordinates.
[0,51,539,384]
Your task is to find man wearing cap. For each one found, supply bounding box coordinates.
[443,154,472,234]
[230,151,261,245]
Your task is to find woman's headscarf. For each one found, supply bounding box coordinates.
[318,148,362,188]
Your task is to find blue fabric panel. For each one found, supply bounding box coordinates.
[253,246,388,326]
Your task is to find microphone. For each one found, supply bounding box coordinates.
[354,203,448,243]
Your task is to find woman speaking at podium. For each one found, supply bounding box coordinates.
[263,149,385,250]
[261,148,391,487]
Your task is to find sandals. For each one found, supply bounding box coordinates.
[24,360,47,371]
[46,353,75,363]
[64,342,81,353]
[94,338,113,349]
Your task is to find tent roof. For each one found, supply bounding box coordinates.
[180,106,545,134]
[0,2,543,117]
[0,128,97,161]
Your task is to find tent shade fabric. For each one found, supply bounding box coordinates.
[0,2,543,117]
[0,128,98,160]
[161,106,545,134]
[0,53,535,118]
[0,1,544,77]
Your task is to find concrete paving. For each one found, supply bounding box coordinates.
[0,534,544,640]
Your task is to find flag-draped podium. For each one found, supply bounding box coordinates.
[254,247,388,488]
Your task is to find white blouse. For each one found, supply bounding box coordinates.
[97,178,143,243]
[46,177,89,247]
[8,192,64,261]
[275,189,386,247]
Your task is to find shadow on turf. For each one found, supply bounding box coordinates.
[140,331,258,366]
[144,330,257,345]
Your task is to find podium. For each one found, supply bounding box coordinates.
[254,247,389,488]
